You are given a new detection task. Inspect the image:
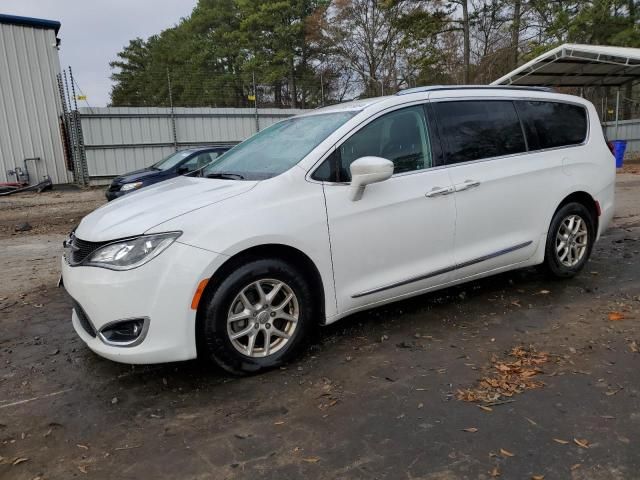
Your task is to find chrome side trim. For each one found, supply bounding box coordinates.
[351,240,533,298]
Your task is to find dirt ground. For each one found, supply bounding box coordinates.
[1,174,639,480]
[0,188,104,302]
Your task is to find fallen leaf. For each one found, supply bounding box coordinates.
[571,463,582,470]
[500,448,515,457]
[573,438,589,449]
[532,475,545,480]
[12,457,28,466]
[479,405,493,412]
[303,456,320,463]
[608,311,625,321]
[538,290,551,295]
[525,417,538,426]
[77,444,89,450]
[273,421,285,425]
[490,466,501,477]
[462,427,478,433]
[78,465,88,474]
[553,438,569,445]
[629,341,638,353]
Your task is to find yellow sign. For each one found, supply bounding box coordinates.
[248,94,256,101]
[77,95,87,101]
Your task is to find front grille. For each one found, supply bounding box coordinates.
[71,298,96,337]
[70,237,109,265]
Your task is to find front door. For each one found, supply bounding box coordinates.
[317,104,457,315]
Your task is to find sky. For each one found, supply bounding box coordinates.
[2,0,198,106]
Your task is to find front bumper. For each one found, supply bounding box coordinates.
[62,241,224,364]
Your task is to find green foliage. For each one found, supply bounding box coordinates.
[109,0,329,107]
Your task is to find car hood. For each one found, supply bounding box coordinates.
[77,176,257,241]
[112,168,163,185]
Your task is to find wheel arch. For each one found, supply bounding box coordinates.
[195,243,327,330]
[554,191,599,233]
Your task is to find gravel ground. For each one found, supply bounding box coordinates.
[0,175,639,480]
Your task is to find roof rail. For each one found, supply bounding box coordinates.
[396,85,554,96]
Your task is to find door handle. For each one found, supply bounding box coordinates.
[455,179,481,192]
[425,186,454,198]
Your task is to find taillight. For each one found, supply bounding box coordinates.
[607,141,615,156]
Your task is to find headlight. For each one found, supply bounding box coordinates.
[120,182,143,192]
[84,232,181,270]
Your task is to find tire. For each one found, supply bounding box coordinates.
[542,202,596,278]
[197,258,315,375]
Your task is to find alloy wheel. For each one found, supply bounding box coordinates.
[226,279,299,357]
[555,214,588,268]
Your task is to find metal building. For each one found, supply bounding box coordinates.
[0,14,71,185]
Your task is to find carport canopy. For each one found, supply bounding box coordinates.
[491,43,640,88]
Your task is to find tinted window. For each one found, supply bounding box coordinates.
[313,105,432,182]
[434,101,526,164]
[516,101,587,150]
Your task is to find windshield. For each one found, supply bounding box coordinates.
[151,150,193,171]
[202,111,357,180]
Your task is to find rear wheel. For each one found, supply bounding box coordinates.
[542,202,595,278]
[198,258,314,374]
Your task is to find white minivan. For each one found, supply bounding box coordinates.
[61,86,615,374]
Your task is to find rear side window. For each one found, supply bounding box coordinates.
[434,101,526,164]
[516,101,587,150]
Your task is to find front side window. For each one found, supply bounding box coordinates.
[181,151,220,172]
[434,100,526,164]
[516,101,587,150]
[313,105,432,182]
[201,112,356,180]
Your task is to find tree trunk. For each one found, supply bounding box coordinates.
[289,57,297,108]
[511,0,522,69]
[274,81,282,107]
[461,0,471,84]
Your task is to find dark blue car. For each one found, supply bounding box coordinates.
[105,146,233,201]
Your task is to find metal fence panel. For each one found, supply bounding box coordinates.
[78,107,306,183]
[603,119,640,156]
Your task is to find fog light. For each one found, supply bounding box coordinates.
[98,318,149,347]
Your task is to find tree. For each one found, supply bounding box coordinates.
[109,0,640,108]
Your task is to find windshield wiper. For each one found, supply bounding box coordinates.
[205,172,245,180]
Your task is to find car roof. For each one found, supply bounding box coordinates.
[297,85,583,119]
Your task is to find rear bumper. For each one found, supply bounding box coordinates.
[595,181,615,240]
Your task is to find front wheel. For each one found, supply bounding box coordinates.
[197,258,314,374]
[542,202,595,278]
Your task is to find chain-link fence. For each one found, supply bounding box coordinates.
[107,67,368,110]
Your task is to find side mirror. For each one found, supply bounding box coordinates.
[349,156,394,201]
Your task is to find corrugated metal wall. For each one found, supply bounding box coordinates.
[0,23,70,184]
[604,119,640,156]
[78,107,306,183]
